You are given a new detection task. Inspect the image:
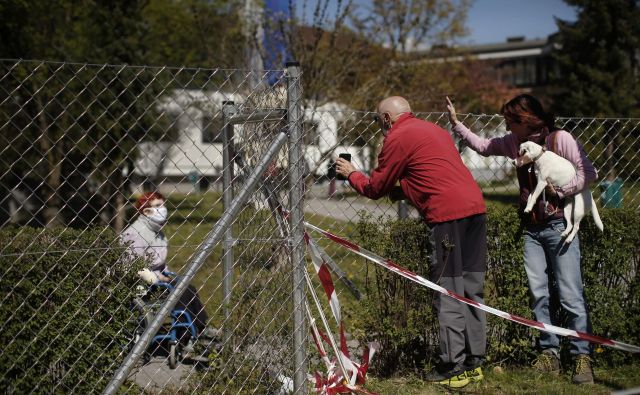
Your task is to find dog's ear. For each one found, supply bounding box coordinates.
[518,144,527,156]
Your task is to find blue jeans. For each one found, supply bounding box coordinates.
[523,219,592,355]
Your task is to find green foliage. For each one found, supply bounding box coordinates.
[352,207,640,376]
[141,0,244,68]
[0,0,243,67]
[0,226,142,393]
[353,213,438,376]
[579,207,640,365]
[483,207,536,365]
[551,1,640,180]
[552,0,640,117]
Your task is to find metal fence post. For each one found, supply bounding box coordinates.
[397,200,408,219]
[103,131,289,395]
[222,100,236,345]
[286,61,307,394]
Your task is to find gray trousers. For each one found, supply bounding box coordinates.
[428,214,487,365]
[434,273,487,364]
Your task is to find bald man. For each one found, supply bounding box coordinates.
[336,96,488,388]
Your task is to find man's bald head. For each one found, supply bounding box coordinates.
[378,96,412,121]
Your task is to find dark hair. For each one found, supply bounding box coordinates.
[500,94,555,132]
[134,191,165,212]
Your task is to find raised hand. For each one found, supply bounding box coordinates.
[445,96,458,125]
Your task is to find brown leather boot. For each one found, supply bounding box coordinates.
[572,354,594,385]
[532,349,561,375]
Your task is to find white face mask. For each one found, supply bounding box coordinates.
[145,206,168,224]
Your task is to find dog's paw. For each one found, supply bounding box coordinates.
[523,207,532,213]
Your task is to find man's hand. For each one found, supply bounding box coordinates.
[335,157,356,180]
[445,96,458,125]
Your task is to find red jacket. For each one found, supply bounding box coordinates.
[348,113,486,224]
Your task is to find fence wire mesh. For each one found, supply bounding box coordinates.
[1,58,639,394]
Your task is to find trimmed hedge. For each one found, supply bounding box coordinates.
[0,226,142,393]
[353,207,640,376]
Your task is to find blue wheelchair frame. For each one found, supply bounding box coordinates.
[144,271,198,368]
[150,283,198,344]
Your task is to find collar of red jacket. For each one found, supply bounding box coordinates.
[387,112,414,136]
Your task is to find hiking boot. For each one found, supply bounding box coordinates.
[532,349,561,375]
[424,363,470,388]
[572,354,594,385]
[464,355,485,382]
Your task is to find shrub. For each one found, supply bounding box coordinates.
[0,226,142,393]
[580,208,640,365]
[353,213,437,376]
[353,207,640,376]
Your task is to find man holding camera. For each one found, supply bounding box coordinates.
[335,96,488,388]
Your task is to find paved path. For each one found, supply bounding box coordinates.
[305,184,421,222]
[129,357,195,392]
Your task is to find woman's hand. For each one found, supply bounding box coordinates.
[445,96,458,125]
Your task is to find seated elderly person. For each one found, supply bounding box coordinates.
[121,191,219,341]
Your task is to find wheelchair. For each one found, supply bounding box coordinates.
[129,271,199,369]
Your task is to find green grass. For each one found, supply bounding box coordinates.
[158,191,369,323]
[365,363,640,394]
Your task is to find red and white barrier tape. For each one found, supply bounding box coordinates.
[304,233,378,394]
[304,221,640,354]
[274,207,376,393]
[306,303,332,369]
[305,269,353,393]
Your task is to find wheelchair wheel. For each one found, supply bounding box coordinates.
[169,343,177,369]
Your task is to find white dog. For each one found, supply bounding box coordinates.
[517,141,603,243]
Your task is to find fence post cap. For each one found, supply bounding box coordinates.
[285,61,300,67]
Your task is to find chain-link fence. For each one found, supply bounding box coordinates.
[1,59,639,394]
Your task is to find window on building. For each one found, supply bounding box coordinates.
[497,57,540,87]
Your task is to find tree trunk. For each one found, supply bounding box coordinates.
[35,94,64,228]
[113,169,127,234]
